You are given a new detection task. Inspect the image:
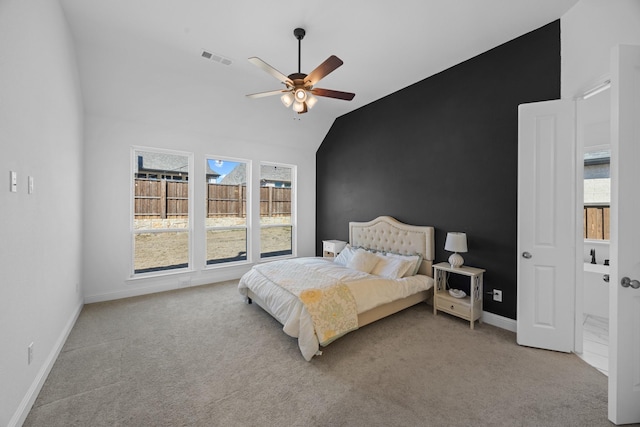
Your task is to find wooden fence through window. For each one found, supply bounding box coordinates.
[134,179,290,218]
[584,206,610,240]
[134,178,188,218]
[260,186,291,217]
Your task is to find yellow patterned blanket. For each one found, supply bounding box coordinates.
[254,260,359,346]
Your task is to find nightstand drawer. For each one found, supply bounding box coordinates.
[436,297,471,319]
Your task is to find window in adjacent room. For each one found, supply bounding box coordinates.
[132,148,192,275]
[260,162,295,259]
[205,158,249,265]
[583,149,610,240]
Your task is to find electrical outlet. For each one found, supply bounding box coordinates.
[179,277,191,287]
[28,342,34,365]
[493,289,503,302]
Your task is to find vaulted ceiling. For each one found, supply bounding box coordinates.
[59,0,578,151]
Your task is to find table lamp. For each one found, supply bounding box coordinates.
[445,232,468,268]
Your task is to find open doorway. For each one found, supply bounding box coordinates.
[575,83,611,375]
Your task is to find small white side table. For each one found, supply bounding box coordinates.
[322,240,347,258]
[433,262,485,329]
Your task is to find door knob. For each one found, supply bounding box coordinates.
[621,277,640,289]
[522,252,532,259]
[603,274,609,283]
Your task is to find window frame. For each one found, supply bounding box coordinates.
[583,146,610,242]
[259,161,296,261]
[203,156,252,268]
[130,147,194,278]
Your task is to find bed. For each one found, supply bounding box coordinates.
[238,216,435,360]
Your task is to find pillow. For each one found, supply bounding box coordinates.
[334,244,357,266]
[370,255,414,279]
[346,249,380,273]
[384,252,423,277]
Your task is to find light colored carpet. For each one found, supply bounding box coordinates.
[24,281,610,427]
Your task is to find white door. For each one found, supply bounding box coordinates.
[517,99,575,353]
[608,44,640,425]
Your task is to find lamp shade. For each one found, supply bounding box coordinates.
[292,101,304,113]
[444,232,467,253]
[281,92,294,108]
[306,93,317,109]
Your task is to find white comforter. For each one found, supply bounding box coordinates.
[238,257,433,361]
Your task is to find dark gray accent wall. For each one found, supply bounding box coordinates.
[316,20,560,320]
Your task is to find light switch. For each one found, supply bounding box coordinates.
[28,176,34,194]
[10,171,17,192]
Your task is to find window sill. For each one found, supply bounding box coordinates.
[127,267,193,282]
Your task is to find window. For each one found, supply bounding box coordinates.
[260,163,294,259]
[205,158,249,265]
[132,149,192,274]
[583,150,610,240]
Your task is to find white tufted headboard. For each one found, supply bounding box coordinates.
[349,216,435,277]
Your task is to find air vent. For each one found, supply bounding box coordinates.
[201,50,232,66]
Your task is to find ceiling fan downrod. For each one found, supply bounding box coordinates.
[294,28,305,74]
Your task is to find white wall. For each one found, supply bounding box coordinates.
[0,0,84,425]
[81,114,316,302]
[562,0,640,99]
[71,2,320,303]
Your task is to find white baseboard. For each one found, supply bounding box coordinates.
[84,276,244,304]
[84,281,196,304]
[482,311,517,332]
[9,301,83,427]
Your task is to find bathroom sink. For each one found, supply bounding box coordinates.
[584,263,609,274]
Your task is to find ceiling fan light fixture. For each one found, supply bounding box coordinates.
[281,92,294,107]
[306,93,317,109]
[294,88,307,102]
[246,28,355,114]
[292,101,304,113]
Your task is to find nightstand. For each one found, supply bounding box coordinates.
[433,262,485,329]
[323,240,347,258]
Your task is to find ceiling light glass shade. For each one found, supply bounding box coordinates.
[281,92,294,107]
[306,93,317,109]
[292,101,304,113]
[294,88,307,102]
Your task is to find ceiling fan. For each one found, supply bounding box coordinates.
[246,28,355,114]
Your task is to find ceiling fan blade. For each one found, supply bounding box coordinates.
[305,55,344,86]
[311,87,355,101]
[248,57,293,85]
[246,89,289,99]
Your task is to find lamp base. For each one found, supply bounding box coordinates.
[448,252,464,268]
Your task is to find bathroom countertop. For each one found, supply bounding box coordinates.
[584,263,610,274]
